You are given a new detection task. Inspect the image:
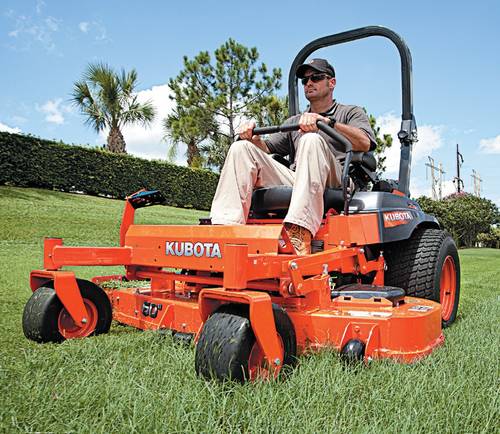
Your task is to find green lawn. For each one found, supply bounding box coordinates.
[1,186,498,433]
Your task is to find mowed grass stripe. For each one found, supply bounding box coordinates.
[0,186,498,433]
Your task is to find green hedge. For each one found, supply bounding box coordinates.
[0,132,218,210]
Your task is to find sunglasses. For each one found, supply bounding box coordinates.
[301,73,330,85]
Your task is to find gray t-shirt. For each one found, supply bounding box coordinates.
[265,101,376,165]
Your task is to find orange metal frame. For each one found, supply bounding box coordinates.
[30,197,443,372]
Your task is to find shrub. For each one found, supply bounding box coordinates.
[417,193,500,248]
[0,132,218,210]
[477,227,500,249]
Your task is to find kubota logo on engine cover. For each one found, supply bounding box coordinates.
[383,211,413,228]
[165,241,222,258]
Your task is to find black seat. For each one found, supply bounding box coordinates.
[249,151,377,218]
[349,151,376,172]
[272,151,376,173]
[251,186,346,217]
[346,151,377,189]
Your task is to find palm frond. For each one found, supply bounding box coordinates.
[121,98,155,127]
[119,68,138,97]
[72,62,155,144]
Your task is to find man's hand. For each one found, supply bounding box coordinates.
[237,121,269,153]
[298,113,330,132]
[238,121,257,141]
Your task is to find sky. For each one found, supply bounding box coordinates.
[1,0,499,205]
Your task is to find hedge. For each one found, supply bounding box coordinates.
[0,132,218,210]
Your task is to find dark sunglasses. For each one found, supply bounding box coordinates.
[301,73,330,85]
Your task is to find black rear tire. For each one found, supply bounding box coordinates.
[195,304,296,382]
[23,283,112,343]
[384,227,460,327]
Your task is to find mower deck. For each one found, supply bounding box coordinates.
[96,282,443,362]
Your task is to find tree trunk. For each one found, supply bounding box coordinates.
[187,139,200,167]
[107,126,127,153]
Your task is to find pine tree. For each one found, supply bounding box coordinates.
[165,39,282,169]
[369,113,393,173]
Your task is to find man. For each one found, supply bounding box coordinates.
[210,58,376,254]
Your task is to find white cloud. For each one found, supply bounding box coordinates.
[6,11,60,53]
[78,20,109,42]
[375,112,444,175]
[98,84,176,160]
[479,135,500,154]
[44,16,59,32]
[36,0,46,14]
[38,98,72,125]
[0,122,22,134]
[78,21,89,33]
[94,23,108,41]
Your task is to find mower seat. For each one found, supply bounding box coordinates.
[250,186,346,216]
[271,151,377,173]
[348,151,376,171]
[249,151,377,218]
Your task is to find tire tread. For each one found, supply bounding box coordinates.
[385,228,447,299]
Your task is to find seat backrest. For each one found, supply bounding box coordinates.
[349,151,377,189]
[355,151,376,172]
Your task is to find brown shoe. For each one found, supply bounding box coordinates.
[284,223,312,255]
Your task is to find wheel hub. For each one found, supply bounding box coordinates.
[248,334,284,381]
[58,298,98,339]
[440,256,457,321]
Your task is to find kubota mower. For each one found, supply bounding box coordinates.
[23,26,460,382]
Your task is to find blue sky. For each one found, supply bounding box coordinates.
[1,0,499,205]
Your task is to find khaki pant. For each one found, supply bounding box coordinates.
[210,133,342,235]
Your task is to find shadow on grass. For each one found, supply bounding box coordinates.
[0,186,75,202]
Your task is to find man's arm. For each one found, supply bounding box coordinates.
[298,112,371,152]
[332,121,371,152]
[334,106,377,152]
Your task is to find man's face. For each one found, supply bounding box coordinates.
[302,68,336,102]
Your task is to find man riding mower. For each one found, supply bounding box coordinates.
[23,26,460,383]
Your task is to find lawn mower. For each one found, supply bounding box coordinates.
[23,26,460,382]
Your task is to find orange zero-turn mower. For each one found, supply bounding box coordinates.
[23,26,460,382]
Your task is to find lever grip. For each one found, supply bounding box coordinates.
[249,121,352,153]
[252,123,300,135]
[252,126,282,135]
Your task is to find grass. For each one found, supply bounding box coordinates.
[0,185,499,433]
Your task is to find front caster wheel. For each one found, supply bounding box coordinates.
[22,284,112,343]
[340,339,365,363]
[195,304,296,382]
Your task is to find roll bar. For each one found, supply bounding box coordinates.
[288,26,418,196]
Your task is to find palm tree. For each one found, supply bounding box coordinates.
[71,63,155,153]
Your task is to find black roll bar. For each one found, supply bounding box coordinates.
[288,26,418,196]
